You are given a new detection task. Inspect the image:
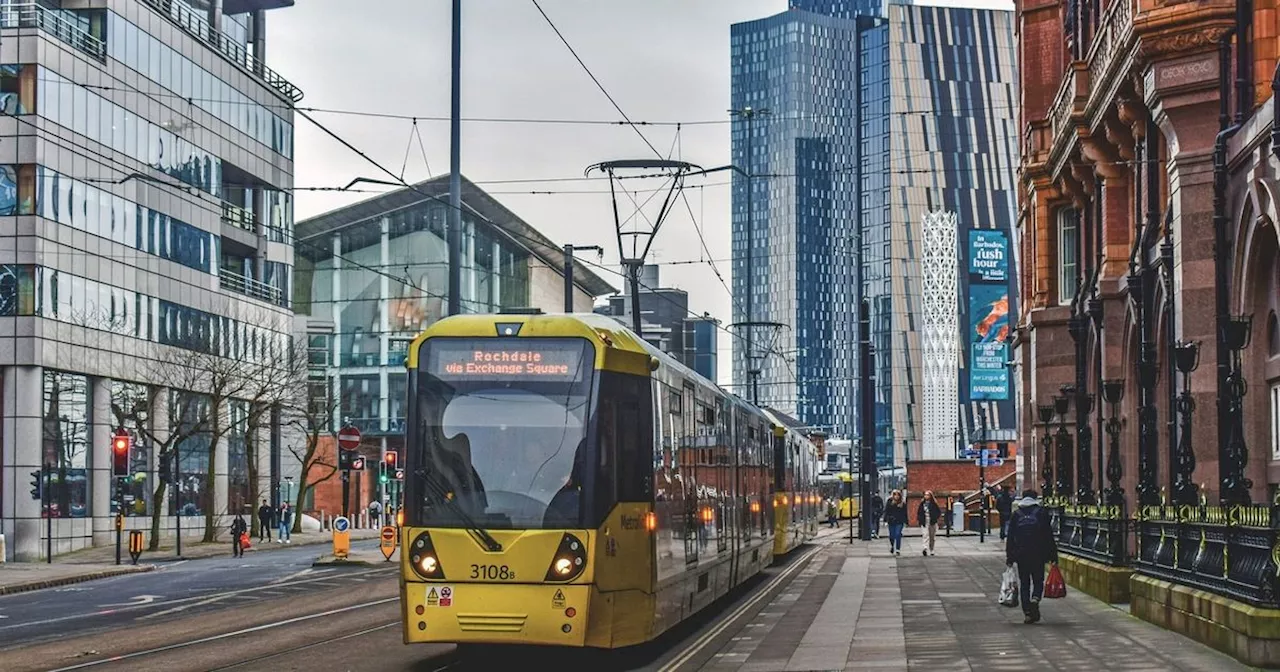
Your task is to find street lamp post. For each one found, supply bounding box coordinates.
[1037,404,1056,497]
[1102,379,1125,505]
[562,244,603,313]
[1171,340,1200,504]
[1054,387,1074,499]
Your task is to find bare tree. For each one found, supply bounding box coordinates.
[282,357,342,534]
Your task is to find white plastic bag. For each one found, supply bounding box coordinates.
[998,566,1020,608]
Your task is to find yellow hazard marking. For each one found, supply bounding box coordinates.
[552,588,565,609]
[426,587,439,606]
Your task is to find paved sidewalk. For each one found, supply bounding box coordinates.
[0,562,152,596]
[698,534,1248,671]
[55,527,382,565]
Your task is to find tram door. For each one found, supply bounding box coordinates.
[681,382,699,564]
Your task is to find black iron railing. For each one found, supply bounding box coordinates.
[1134,501,1280,608]
[1048,498,1128,566]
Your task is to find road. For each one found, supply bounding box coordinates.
[0,530,843,671]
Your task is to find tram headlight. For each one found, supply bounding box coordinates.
[409,531,446,580]
[545,533,587,582]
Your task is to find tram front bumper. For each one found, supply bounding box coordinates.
[403,582,591,646]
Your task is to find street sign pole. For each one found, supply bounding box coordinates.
[43,463,51,564]
[979,406,989,543]
[337,426,362,521]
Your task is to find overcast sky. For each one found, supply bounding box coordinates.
[268,0,791,385]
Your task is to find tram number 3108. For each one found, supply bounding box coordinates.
[471,564,515,580]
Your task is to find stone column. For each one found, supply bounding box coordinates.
[1147,48,1226,497]
[89,376,114,546]
[213,402,230,522]
[5,366,44,561]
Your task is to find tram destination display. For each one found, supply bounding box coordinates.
[425,338,589,381]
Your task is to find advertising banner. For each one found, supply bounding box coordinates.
[968,230,1008,283]
[969,283,1009,400]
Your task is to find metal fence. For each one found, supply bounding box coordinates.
[1048,500,1128,567]
[1133,502,1280,608]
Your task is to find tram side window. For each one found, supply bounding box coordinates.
[596,374,655,521]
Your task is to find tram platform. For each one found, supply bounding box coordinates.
[690,532,1247,671]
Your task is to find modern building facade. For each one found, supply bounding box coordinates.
[0,0,300,561]
[594,264,720,382]
[292,174,614,515]
[730,0,1019,466]
[1015,0,1278,661]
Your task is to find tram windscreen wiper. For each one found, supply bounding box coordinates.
[418,468,503,552]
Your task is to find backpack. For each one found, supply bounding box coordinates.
[1011,507,1045,544]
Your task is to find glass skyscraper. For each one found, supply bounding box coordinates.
[731,0,1019,467]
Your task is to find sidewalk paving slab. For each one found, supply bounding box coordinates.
[696,534,1252,671]
[53,528,382,565]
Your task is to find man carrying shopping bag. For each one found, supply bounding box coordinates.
[1004,489,1058,623]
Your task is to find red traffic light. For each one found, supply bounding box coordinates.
[111,431,132,477]
[113,436,128,454]
[384,451,398,468]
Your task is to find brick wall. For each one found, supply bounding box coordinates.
[305,437,382,521]
[904,459,1016,525]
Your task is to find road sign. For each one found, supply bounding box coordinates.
[380,525,397,561]
[982,448,1000,458]
[333,516,351,559]
[961,448,980,459]
[337,426,362,450]
[975,458,1004,468]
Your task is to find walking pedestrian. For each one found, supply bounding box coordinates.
[990,484,1014,539]
[231,513,248,557]
[870,492,884,538]
[883,489,907,556]
[369,499,383,529]
[277,502,292,543]
[1005,488,1059,624]
[917,490,942,556]
[257,498,274,542]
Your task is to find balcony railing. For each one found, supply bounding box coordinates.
[1084,0,1136,116]
[1049,500,1129,567]
[139,0,304,102]
[0,3,106,61]
[1049,62,1089,143]
[345,417,406,436]
[219,267,283,305]
[221,201,257,234]
[1134,502,1280,608]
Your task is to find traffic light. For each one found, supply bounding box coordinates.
[379,460,389,484]
[338,448,353,471]
[29,469,41,501]
[384,451,398,469]
[350,455,366,471]
[111,430,132,477]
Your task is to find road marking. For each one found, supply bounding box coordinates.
[205,622,399,671]
[139,593,235,620]
[45,598,399,671]
[97,595,161,608]
[0,568,393,632]
[657,545,822,672]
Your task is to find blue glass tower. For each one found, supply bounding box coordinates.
[731,0,1019,467]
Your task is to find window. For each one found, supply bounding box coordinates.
[1058,209,1079,304]
[1271,382,1280,461]
[42,371,91,518]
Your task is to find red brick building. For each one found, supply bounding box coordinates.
[1015,0,1279,661]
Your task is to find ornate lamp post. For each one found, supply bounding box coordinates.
[1076,388,1096,504]
[1038,404,1057,497]
[1102,379,1125,505]
[1055,387,1074,499]
[1171,340,1200,505]
[1221,315,1254,504]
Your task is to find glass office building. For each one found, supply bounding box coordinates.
[0,0,300,561]
[731,0,1019,466]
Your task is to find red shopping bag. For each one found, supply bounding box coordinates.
[240,532,252,550]
[1044,564,1066,598]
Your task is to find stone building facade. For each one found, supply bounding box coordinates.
[1015,0,1280,661]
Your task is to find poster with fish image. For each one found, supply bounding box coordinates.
[969,283,1010,400]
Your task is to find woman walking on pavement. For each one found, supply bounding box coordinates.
[883,489,908,556]
[1005,489,1059,623]
[917,490,942,556]
[231,513,248,557]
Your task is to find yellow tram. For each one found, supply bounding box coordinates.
[398,312,818,650]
